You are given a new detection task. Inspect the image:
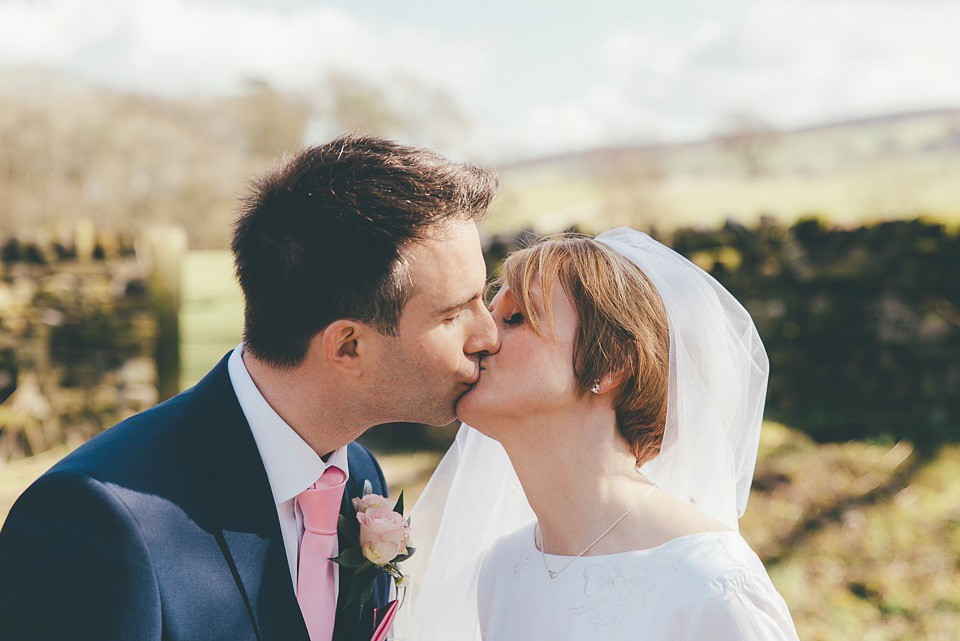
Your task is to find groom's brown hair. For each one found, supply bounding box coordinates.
[231,134,498,368]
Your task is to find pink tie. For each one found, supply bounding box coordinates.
[297,466,347,641]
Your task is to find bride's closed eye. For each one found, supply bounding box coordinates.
[503,312,524,326]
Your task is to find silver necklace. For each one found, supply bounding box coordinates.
[537,483,656,579]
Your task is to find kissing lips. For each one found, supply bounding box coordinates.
[460,364,483,390]
[471,364,489,386]
[462,370,481,388]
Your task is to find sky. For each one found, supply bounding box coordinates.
[1,0,959,160]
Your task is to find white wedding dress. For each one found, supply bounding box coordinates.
[478,524,799,641]
[394,229,800,641]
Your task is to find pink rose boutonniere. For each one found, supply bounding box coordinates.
[330,479,415,612]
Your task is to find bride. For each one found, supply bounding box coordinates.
[394,228,800,640]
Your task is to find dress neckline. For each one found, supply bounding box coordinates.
[528,522,740,560]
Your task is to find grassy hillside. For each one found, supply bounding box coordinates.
[740,423,960,640]
[489,109,960,234]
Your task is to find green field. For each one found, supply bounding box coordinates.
[488,109,960,235]
[739,424,960,640]
[491,160,960,235]
[179,250,244,389]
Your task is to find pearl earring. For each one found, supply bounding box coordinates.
[590,381,601,394]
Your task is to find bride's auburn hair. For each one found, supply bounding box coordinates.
[499,235,670,465]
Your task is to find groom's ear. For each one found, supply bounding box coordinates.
[316,319,367,377]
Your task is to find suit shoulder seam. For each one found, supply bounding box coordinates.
[55,470,164,610]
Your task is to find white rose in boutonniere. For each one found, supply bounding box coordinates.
[352,493,394,513]
[330,479,415,611]
[357,506,410,565]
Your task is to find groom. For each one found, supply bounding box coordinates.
[0,135,500,641]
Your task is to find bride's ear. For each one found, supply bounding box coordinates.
[315,319,367,377]
[592,371,625,395]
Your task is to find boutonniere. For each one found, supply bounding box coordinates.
[330,479,415,612]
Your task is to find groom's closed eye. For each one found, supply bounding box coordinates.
[438,292,486,323]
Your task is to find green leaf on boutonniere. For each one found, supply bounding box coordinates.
[344,564,378,606]
[328,547,366,568]
[362,478,373,497]
[359,578,376,605]
[393,491,404,517]
[337,513,361,542]
[395,545,416,561]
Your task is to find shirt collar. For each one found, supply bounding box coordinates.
[227,344,350,505]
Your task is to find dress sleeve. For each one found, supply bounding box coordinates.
[476,546,495,637]
[685,567,800,641]
[476,535,512,641]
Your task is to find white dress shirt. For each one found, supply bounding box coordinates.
[227,344,350,595]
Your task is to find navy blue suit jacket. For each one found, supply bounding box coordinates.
[0,352,391,641]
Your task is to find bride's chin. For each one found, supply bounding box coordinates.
[456,410,499,441]
[455,390,490,427]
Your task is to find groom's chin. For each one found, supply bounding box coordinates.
[413,384,476,426]
[419,406,458,428]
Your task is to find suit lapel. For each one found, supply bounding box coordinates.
[333,476,364,641]
[193,352,310,641]
[334,444,393,641]
[192,354,391,641]
[219,513,306,641]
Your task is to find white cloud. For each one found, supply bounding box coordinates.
[503,0,960,156]
[1,0,959,159]
[0,0,490,97]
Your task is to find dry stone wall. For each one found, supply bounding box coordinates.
[0,223,183,462]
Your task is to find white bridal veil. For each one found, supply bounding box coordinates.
[393,227,769,641]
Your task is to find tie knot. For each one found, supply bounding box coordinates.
[317,465,346,488]
[298,466,346,534]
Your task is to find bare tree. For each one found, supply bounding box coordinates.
[0,70,471,246]
[306,72,471,154]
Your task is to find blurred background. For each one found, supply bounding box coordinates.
[1,1,958,638]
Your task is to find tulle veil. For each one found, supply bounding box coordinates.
[393,227,769,640]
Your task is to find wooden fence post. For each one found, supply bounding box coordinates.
[74,218,96,262]
[137,226,188,401]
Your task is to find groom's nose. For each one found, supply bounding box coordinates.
[466,304,500,356]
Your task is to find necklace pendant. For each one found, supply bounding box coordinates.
[548,570,558,579]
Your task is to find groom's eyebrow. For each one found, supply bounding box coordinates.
[436,292,482,317]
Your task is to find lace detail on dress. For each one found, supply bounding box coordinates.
[512,545,531,585]
[570,558,674,635]
[706,566,779,606]
[706,535,779,606]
